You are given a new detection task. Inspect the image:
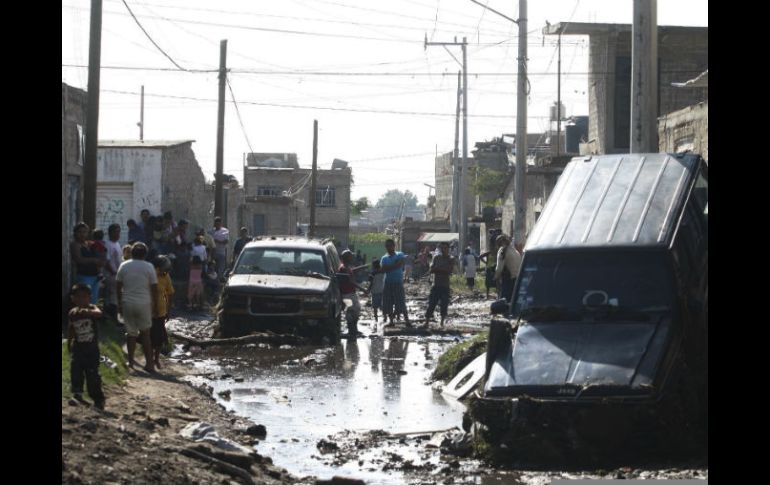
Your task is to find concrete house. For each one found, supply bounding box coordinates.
[544,22,708,155]
[658,70,708,162]
[243,153,352,246]
[96,140,211,245]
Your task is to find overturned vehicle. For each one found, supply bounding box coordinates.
[470,153,708,464]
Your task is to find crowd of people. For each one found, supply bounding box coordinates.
[67,212,523,408]
[339,235,523,337]
[66,210,250,406]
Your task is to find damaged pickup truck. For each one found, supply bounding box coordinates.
[470,153,708,464]
[217,237,344,342]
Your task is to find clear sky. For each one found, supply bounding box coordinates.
[62,0,707,205]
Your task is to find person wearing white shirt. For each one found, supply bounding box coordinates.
[104,224,124,317]
[209,216,230,280]
[494,235,522,302]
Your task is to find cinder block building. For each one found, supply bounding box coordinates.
[544,23,708,155]
[243,153,352,246]
[96,140,211,245]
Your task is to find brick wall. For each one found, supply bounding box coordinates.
[62,83,88,298]
[658,101,708,162]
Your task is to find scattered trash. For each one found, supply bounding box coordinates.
[179,422,252,455]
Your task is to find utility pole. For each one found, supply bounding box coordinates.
[425,36,468,251]
[461,37,468,252]
[309,120,318,238]
[452,70,461,233]
[514,1,527,247]
[556,31,562,156]
[138,85,144,141]
[214,39,227,219]
[83,0,103,228]
[630,0,658,153]
[470,0,528,246]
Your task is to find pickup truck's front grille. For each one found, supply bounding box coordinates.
[250,297,301,314]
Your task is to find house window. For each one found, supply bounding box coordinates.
[315,187,336,207]
[257,186,283,197]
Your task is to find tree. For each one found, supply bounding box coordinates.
[375,189,419,220]
[350,197,370,215]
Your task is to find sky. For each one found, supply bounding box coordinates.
[62,0,708,206]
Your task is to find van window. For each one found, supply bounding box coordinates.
[512,251,674,319]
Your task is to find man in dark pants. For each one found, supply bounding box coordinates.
[67,284,106,409]
[425,242,455,326]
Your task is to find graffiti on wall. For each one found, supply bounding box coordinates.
[97,197,126,230]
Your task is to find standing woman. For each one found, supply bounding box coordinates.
[70,222,104,305]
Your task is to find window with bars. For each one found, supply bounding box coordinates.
[315,187,336,207]
[256,186,283,197]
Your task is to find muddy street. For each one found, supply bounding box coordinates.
[165,282,707,484]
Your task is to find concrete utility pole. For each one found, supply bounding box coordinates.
[452,70,461,233]
[138,85,144,141]
[514,1,528,246]
[556,31,562,156]
[425,36,468,251]
[83,0,103,228]
[309,119,318,238]
[470,0,528,246]
[214,39,227,219]
[630,0,658,153]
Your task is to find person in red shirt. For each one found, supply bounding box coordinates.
[339,250,368,339]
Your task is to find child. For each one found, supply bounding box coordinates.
[188,255,204,310]
[151,256,175,369]
[368,260,386,323]
[67,284,106,410]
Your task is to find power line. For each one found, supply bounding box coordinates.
[61,63,702,77]
[119,0,187,71]
[63,4,522,45]
[226,78,255,154]
[98,87,557,119]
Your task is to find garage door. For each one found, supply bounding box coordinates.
[97,183,133,246]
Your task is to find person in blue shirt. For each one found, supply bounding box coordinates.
[379,239,411,325]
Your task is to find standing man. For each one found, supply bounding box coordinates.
[425,242,455,326]
[210,216,230,281]
[494,235,522,303]
[380,239,410,325]
[339,250,368,338]
[138,209,152,245]
[104,224,124,318]
[231,227,250,267]
[116,242,159,373]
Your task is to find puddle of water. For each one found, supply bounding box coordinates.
[200,338,466,483]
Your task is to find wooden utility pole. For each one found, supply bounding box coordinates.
[309,120,318,238]
[83,0,103,228]
[214,40,227,218]
[630,0,658,153]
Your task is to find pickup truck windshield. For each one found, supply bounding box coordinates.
[234,248,328,276]
[512,251,673,320]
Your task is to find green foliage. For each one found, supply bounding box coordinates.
[375,189,419,220]
[469,166,508,198]
[350,197,370,215]
[432,331,488,383]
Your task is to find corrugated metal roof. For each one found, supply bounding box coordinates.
[98,140,195,148]
[526,153,700,251]
[417,232,459,243]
